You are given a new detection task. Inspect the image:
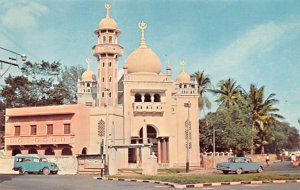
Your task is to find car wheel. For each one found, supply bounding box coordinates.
[236,168,243,174]
[18,167,25,175]
[42,167,50,175]
[223,170,229,174]
[257,167,263,173]
[51,171,58,175]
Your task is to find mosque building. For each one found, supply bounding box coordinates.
[4,2,200,168]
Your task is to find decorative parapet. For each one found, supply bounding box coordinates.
[5,135,75,146]
[133,102,165,113]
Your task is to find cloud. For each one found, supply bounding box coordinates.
[1,1,48,29]
[211,19,300,66]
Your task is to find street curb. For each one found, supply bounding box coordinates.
[93,177,300,189]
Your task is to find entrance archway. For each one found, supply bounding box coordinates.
[62,147,72,155]
[81,147,87,155]
[45,147,55,155]
[12,148,21,156]
[137,125,169,164]
[28,148,38,154]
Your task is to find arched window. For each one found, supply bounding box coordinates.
[109,77,112,82]
[81,147,87,155]
[45,147,55,155]
[102,62,105,67]
[154,94,161,102]
[144,93,151,102]
[61,148,72,155]
[109,62,112,67]
[28,148,37,154]
[12,148,21,156]
[109,36,113,44]
[102,77,105,82]
[103,36,106,43]
[134,94,142,102]
[87,83,90,87]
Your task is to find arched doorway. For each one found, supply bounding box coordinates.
[45,147,55,155]
[12,148,21,156]
[137,125,169,164]
[81,147,87,155]
[28,148,38,154]
[61,147,72,155]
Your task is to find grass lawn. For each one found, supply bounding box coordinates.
[112,173,300,184]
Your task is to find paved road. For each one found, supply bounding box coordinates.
[264,160,299,174]
[0,174,173,190]
[196,183,300,190]
[0,161,298,190]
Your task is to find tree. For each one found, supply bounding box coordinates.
[247,84,284,154]
[210,78,242,109]
[200,98,252,154]
[0,61,69,107]
[59,65,84,104]
[191,71,211,117]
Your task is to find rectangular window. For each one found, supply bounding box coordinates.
[15,126,20,136]
[64,124,71,134]
[30,125,37,135]
[47,124,53,135]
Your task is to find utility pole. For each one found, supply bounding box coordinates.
[184,101,191,173]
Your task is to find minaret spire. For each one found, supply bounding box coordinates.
[180,60,186,72]
[86,57,91,70]
[105,2,111,18]
[138,21,147,48]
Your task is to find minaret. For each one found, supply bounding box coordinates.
[93,2,123,107]
[77,58,97,106]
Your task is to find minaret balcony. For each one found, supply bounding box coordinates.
[133,102,165,113]
[93,44,123,56]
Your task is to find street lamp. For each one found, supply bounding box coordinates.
[184,101,191,173]
[213,127,223,168]
[0,46,27,78]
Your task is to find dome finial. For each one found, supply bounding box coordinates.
[180,60,186,72]
[105,2,111,18]
[86,57,91,70]
[138,21,147,48]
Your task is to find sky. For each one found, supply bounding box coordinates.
[0,0,300,130]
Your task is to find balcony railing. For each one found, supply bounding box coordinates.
[5,134,75,146]
[133,102,165,113]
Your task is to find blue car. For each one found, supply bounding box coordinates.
[13,154,59,175]
[216,157,263,174]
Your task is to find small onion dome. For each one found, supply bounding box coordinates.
[176,60,190,83]
[98,2,118,30]
[99,17,118,30]
[177,71,191,83]
[81,69,96,81]
[126,48,161,74]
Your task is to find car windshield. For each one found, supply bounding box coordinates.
[40,158,48,162]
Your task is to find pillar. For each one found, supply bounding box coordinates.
[157,139,161,164]
[143,124,147,144]
[136,139,140,164]
[162,138,167,163]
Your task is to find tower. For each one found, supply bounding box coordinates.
[93,2,123,107]
[77,58,97,106]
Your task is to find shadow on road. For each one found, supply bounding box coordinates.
[0,174,20,183]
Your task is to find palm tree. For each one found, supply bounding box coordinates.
[210,78,242,109]
[248,84,284,154]
[191,71,212,117]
